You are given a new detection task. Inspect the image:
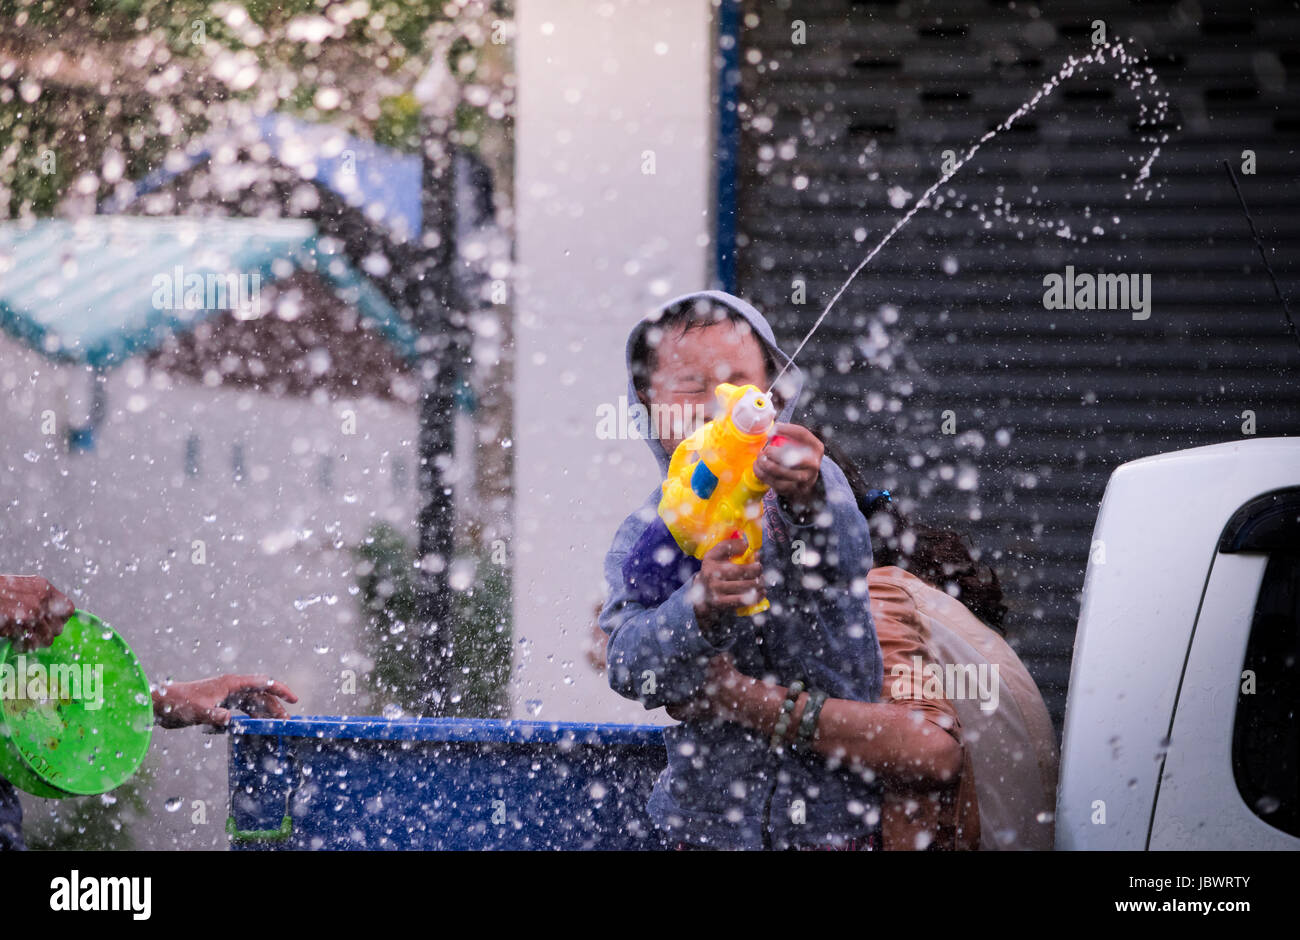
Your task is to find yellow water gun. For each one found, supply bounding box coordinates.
[658,383,777,616]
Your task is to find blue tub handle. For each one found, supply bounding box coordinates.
[227,737,297,845]
[225,814,293,843]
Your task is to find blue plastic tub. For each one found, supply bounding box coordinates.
[226,716,668,850]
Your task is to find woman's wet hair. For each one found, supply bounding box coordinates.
[629,298,779,404]
[822,435,1009,631]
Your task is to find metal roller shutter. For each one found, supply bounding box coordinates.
[732,0,1300,728]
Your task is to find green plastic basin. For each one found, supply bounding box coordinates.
[0,609,153,798]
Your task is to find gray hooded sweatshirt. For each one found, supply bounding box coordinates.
[600,289,884,850]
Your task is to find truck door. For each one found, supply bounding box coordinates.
[1150,488,1300,850]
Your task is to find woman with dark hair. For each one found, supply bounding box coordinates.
[821,436,1059,850]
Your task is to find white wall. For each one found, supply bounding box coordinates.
[512,0,715,722]
[0,333,420,847]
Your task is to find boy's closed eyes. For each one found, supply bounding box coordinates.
[642,318,824,512]
[640,319,774,456]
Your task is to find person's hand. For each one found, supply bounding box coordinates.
[665,654,744,723]
[0,575,75,652]
[664,697,710,722]
[689,538,764,634]
[152,674,299,730]
[755,423,825,513]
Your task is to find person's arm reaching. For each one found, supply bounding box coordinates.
[667,654,962,786]
[152,674,299,729]
[666,574,966,787]
[2,575,299,732]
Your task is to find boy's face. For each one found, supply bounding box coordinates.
[641,319,771,456]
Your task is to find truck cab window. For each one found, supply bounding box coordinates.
[1229,490,1300,839]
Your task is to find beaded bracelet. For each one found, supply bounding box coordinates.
[795,689,828,745]
[770,680,805,751]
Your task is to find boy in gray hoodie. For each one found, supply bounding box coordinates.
[600,290,884,849]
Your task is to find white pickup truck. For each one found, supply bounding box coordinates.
[1056,437,1299,850]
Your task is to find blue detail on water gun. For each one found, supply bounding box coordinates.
[690,460,720,500]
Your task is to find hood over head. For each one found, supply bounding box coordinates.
[623,289,804,472]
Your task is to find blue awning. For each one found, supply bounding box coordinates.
[0,216,419,369]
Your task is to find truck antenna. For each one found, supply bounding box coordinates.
[1223,159,1300,355]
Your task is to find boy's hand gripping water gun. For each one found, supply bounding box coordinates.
[658,383,777,616]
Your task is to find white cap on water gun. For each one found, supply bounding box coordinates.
[731,388,776,436]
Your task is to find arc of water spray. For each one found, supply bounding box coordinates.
[768,39,1168,395]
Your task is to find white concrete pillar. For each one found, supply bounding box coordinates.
[513,0,716,721]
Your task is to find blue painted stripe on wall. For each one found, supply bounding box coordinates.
[714,0,742,293]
